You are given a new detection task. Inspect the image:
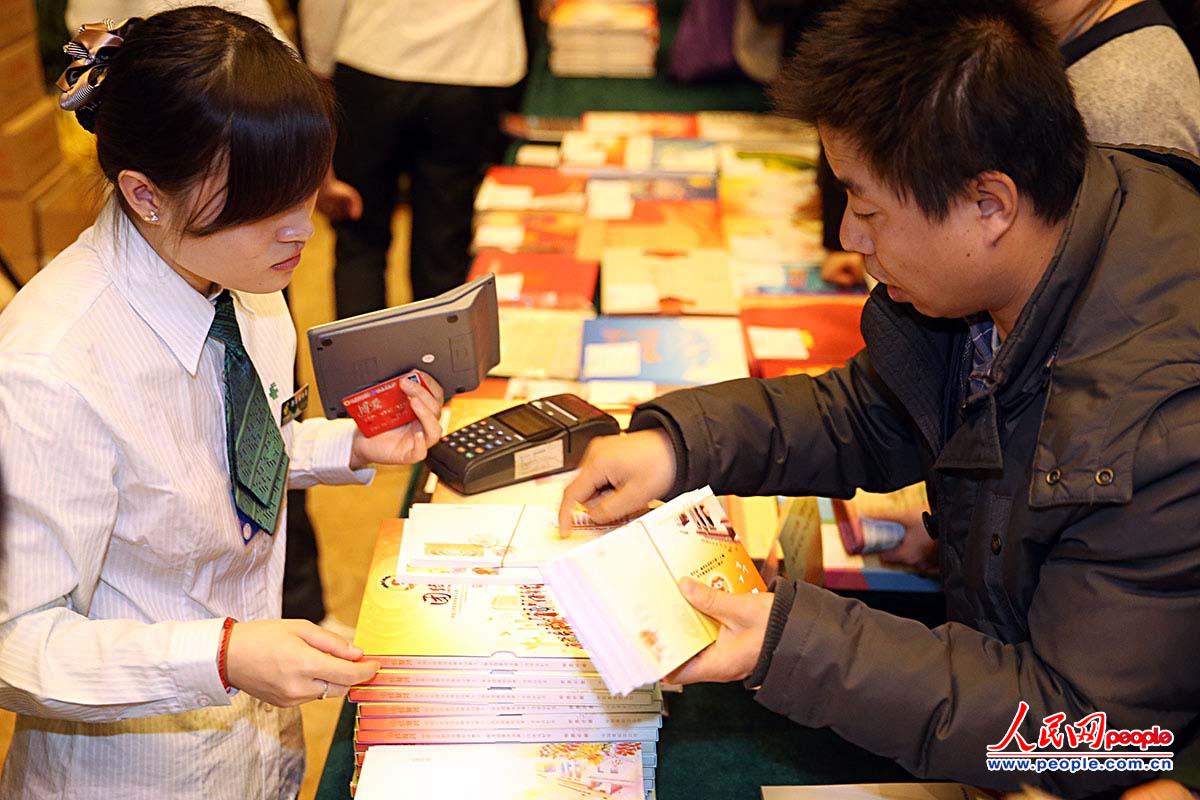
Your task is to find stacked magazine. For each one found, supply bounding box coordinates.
[548,1,659,78]
[350,518,661,798]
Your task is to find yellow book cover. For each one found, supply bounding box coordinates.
[355,520,594,672]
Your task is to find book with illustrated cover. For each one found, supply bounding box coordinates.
[723,214,824,264]
[396,504,617,583]
[540,487,767,695]
[696,112,817,145]
[353,520,594,671]
[739,297,867,378]
[579,316,749,386]
[475,167,587,213]
[472,210,584,254]
[354,742,646,800]
[719,173,821,223]
[599,248,738,316]
[717,143,820,176]
[490,307,594,381]
[353,743,658,768]
[468,250,598,311]
[561,134,718,177]
[581,112,698,139]
[733,260,867,299]
[573,188,715,257]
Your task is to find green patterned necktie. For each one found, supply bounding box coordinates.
[208,290,289,538]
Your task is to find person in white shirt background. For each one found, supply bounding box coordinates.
[298,0,527,313]
[0,8,443,798]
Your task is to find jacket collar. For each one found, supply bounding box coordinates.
[96,201,253,376]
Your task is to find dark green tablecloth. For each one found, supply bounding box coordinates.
[314,681,915,800]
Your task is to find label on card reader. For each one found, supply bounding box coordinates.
[513,440,565,480]
[342,372,429,437]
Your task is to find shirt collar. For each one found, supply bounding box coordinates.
[99,202,255,376]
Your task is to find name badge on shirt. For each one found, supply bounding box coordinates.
[280,384,310,426]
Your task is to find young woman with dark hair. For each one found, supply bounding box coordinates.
[0,7,443,798]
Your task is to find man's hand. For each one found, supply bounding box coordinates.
[349,373,444,469]
[317,168,363,222]
[666,578,775,685]
[557,429,676,532]
[821,250,867,288]
[225,619,380,706]
[873,502,939,575]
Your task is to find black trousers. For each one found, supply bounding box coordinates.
[331,64,505,314]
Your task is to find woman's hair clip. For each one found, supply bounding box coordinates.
[56,18,141,132]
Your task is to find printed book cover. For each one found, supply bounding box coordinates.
[600,248,738,317]
[397,504,615,577]
[579,316,749,386]
[468,250,599,311]
[354,520,594,671]
[581,112,698,139]
[473,210,584,254]
[541,488,767,695]
[577,192,722,260]
[740,297,867,377]
[476,167,587,213]
[490,307,594,381]
[354,742,646,800]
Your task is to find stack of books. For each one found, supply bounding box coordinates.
[349,518,663,798]
[548,1,660,78]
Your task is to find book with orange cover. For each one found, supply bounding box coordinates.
[540,487,766,696]
[473,210,583,254]
[468,250,598,311]
[581,112,698,139]
[353,520,595,672]
[577,176,721,259]
[740,297,867,378]
[475,167,587,213]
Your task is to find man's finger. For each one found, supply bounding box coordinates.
[678,577,736,623]
[559,459,612,533]
[664,645,720,685]
[582,483,647,525]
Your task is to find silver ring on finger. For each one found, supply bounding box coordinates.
[319,679,329,700]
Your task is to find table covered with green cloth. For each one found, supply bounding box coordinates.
[520,0,770,118]
[314,681,916,800]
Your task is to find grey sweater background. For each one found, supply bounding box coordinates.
[1069,25,1200,156]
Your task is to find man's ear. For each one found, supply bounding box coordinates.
[116,169,165,224]
[970,170,1020,246]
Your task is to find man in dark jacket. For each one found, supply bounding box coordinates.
[558,1,1200,795]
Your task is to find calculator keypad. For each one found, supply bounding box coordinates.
[443,419,521,459]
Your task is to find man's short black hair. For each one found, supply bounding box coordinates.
[773,0,1087,222]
